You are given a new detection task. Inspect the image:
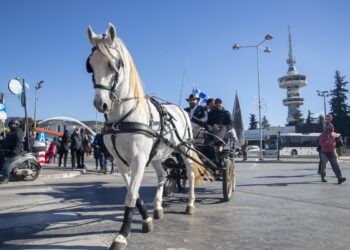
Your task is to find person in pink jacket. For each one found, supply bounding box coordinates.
[319,122,346,184]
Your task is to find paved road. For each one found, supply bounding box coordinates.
[0,158,349,250]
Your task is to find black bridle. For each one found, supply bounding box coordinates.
[86,43,124,94]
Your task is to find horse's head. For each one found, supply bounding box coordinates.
[87,23,125,113]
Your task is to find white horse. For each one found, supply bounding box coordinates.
[87,23,196,250]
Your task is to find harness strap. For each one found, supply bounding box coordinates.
[111,134,129,167]
[146,138,161,166]
[105,98,192,168]
[105,122,158,137]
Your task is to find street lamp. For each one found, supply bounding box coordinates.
[33,80,44,129]
[316,90,330,128]
[232,34,273,160]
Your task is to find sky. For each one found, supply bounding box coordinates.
[1,0,350,128]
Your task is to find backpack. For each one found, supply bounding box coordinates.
[335,136,344,148]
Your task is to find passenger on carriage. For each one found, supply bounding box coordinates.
[184,94,208,128]
[204,98,214,112]
[206,98,234,145]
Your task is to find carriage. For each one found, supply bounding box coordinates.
[162,127,236,201]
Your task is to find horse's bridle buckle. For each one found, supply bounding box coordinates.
[112,123,120,131]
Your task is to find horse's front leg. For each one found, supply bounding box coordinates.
[150,159,166,219]
[110,155,153,250]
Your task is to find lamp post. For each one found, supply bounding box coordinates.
[316,90,329,129]
[33,81,44,129]
[232,34,273,160]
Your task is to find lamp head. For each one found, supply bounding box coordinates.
[265,34,273,40]
[232,43,240,50]
[264,47,271,53]
[35,80,44,90]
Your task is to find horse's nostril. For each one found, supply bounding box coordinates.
[102,103,108,111]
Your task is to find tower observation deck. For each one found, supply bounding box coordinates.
[278,26,307,123]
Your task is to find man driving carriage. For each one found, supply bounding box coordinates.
[184,93,208,127]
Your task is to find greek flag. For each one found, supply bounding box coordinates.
[192,86,209,106]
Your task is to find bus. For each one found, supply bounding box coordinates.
[265,133,320,156]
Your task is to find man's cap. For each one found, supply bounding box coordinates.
[214,98,222,104]
[186,94,200,101]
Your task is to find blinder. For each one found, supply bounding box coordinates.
[86,46,124,93]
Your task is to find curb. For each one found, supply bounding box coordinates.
[39,168,85,180]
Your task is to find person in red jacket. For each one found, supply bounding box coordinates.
[319,122,346,184]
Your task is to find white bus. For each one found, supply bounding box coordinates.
[266,133,320,156]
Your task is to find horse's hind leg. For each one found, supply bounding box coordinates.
[151,159,166,219]
[181,147,195,215]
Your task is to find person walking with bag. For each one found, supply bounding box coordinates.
[319,122,346,184]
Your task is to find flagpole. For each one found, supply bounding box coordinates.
[178,60,188,106]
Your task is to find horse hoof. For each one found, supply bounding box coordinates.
[153,209,164,219]
[185,205,194,215]
[142,219,154,233]
[109,242,127,250]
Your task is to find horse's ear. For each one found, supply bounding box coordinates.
[108,23,117,41]
[87,25,97,45]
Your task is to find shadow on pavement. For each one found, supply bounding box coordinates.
[237,181,319,187]
[0,182,157,249]
[255,174,315,178]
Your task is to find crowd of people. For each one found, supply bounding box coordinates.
[0,121,118,184]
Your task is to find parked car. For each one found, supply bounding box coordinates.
[247,145,264,156]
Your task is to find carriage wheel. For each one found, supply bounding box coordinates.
[163,170,177,197]
[222,157,235,202]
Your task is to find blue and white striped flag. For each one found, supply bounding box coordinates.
[192,85,209,106]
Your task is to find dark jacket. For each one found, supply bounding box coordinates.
[60,131,70,151]
[93,133,111,158]
[80,132,90,152]
[70,130,82,151]
[184,105,207,126]
[2,128,24,158]
[207,108,233,129]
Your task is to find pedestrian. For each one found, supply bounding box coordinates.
[79,128,89,168]
[70,128,82,169]
[58,130,70,167]
[92,135,100,170]
[241,140,248,161]
[319,122,346,184]
[45,137,58,163]
[92,132,106,172]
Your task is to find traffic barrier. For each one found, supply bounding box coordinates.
[38,151,46,164]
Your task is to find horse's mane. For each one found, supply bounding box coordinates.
[96,37,145,101]
[117,38,145,100]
